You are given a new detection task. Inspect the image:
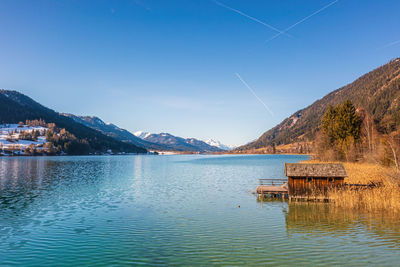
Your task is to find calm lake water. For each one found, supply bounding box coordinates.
[0,154,400,266]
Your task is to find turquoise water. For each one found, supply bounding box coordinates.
[0,154,400,266]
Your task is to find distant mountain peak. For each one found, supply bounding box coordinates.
[205,139,235,150]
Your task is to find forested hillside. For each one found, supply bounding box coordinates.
[238,58,400,151]
[62,114,156,149]
[0,90,147,154]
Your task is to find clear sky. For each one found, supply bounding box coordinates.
[0,0,399,146]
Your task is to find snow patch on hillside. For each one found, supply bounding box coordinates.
[134,131,151,139]
[0,124,50,155]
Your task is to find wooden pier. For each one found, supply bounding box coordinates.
[257,179,289,199]
[256,163,349,201]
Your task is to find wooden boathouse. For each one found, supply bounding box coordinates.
[285,163,347,197]
[257,163,347,199]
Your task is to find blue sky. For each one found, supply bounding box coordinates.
[0,0,399,146]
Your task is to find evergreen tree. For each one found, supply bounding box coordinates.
[321,100,361,144]
[319,100,362,161]
[321,105,337,143]
[334,100,361,142]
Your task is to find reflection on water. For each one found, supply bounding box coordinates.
[285,203,358,234]
[285,203,400,248]
[0,157,117,243]
[0,155,400,266]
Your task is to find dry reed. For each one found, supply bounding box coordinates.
[304,160,400,212]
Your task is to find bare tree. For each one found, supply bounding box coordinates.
[386,134,400,171]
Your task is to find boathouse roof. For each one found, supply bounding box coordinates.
[284,163,347,178]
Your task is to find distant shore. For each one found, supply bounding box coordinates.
[216,151,311,156]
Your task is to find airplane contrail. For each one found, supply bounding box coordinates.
[235,73,274,116]
[214,0,290,37]
[264,0,339,44]
[378,39,400,50]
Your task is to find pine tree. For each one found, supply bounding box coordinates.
[321,105,337,143]
[319,100,362,161]
[334,100,361,142]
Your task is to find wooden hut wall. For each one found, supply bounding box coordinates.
[288,177,344,196]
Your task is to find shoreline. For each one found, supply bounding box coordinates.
[0,151,312,157]
[0,152,277,157]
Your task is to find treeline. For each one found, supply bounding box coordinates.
[2,120,141,156]
[46,127,90,155]
[19,129,41,141]
[313,100,400,169]
[27,119,91,155]
[2,120,91,155]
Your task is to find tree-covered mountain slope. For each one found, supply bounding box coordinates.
[238,58,400,151]
[0,90,147,154]
[62,114,153,147]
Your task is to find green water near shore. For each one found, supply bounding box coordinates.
[0,155,399,266]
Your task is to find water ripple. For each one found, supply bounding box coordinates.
[0,155,399,266]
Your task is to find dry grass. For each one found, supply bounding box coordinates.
[304,160,400,212]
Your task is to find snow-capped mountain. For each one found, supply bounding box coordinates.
[134,131,151,139]
[205,139,235,151]
[61,115,223,153]
[133,131,224,152]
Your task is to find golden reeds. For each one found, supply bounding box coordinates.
[304,160,400,212]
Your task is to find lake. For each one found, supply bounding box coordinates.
[0,154,400,266]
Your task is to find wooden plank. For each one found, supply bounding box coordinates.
[257,185,288,194]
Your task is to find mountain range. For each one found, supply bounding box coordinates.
[61,114,160,149]
[238,58,400,151]
[62,115,227,153]
[133,131,226,152]
[4,57,397,155]
[0,90,229,154]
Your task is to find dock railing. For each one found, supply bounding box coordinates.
[259,179,287,186]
